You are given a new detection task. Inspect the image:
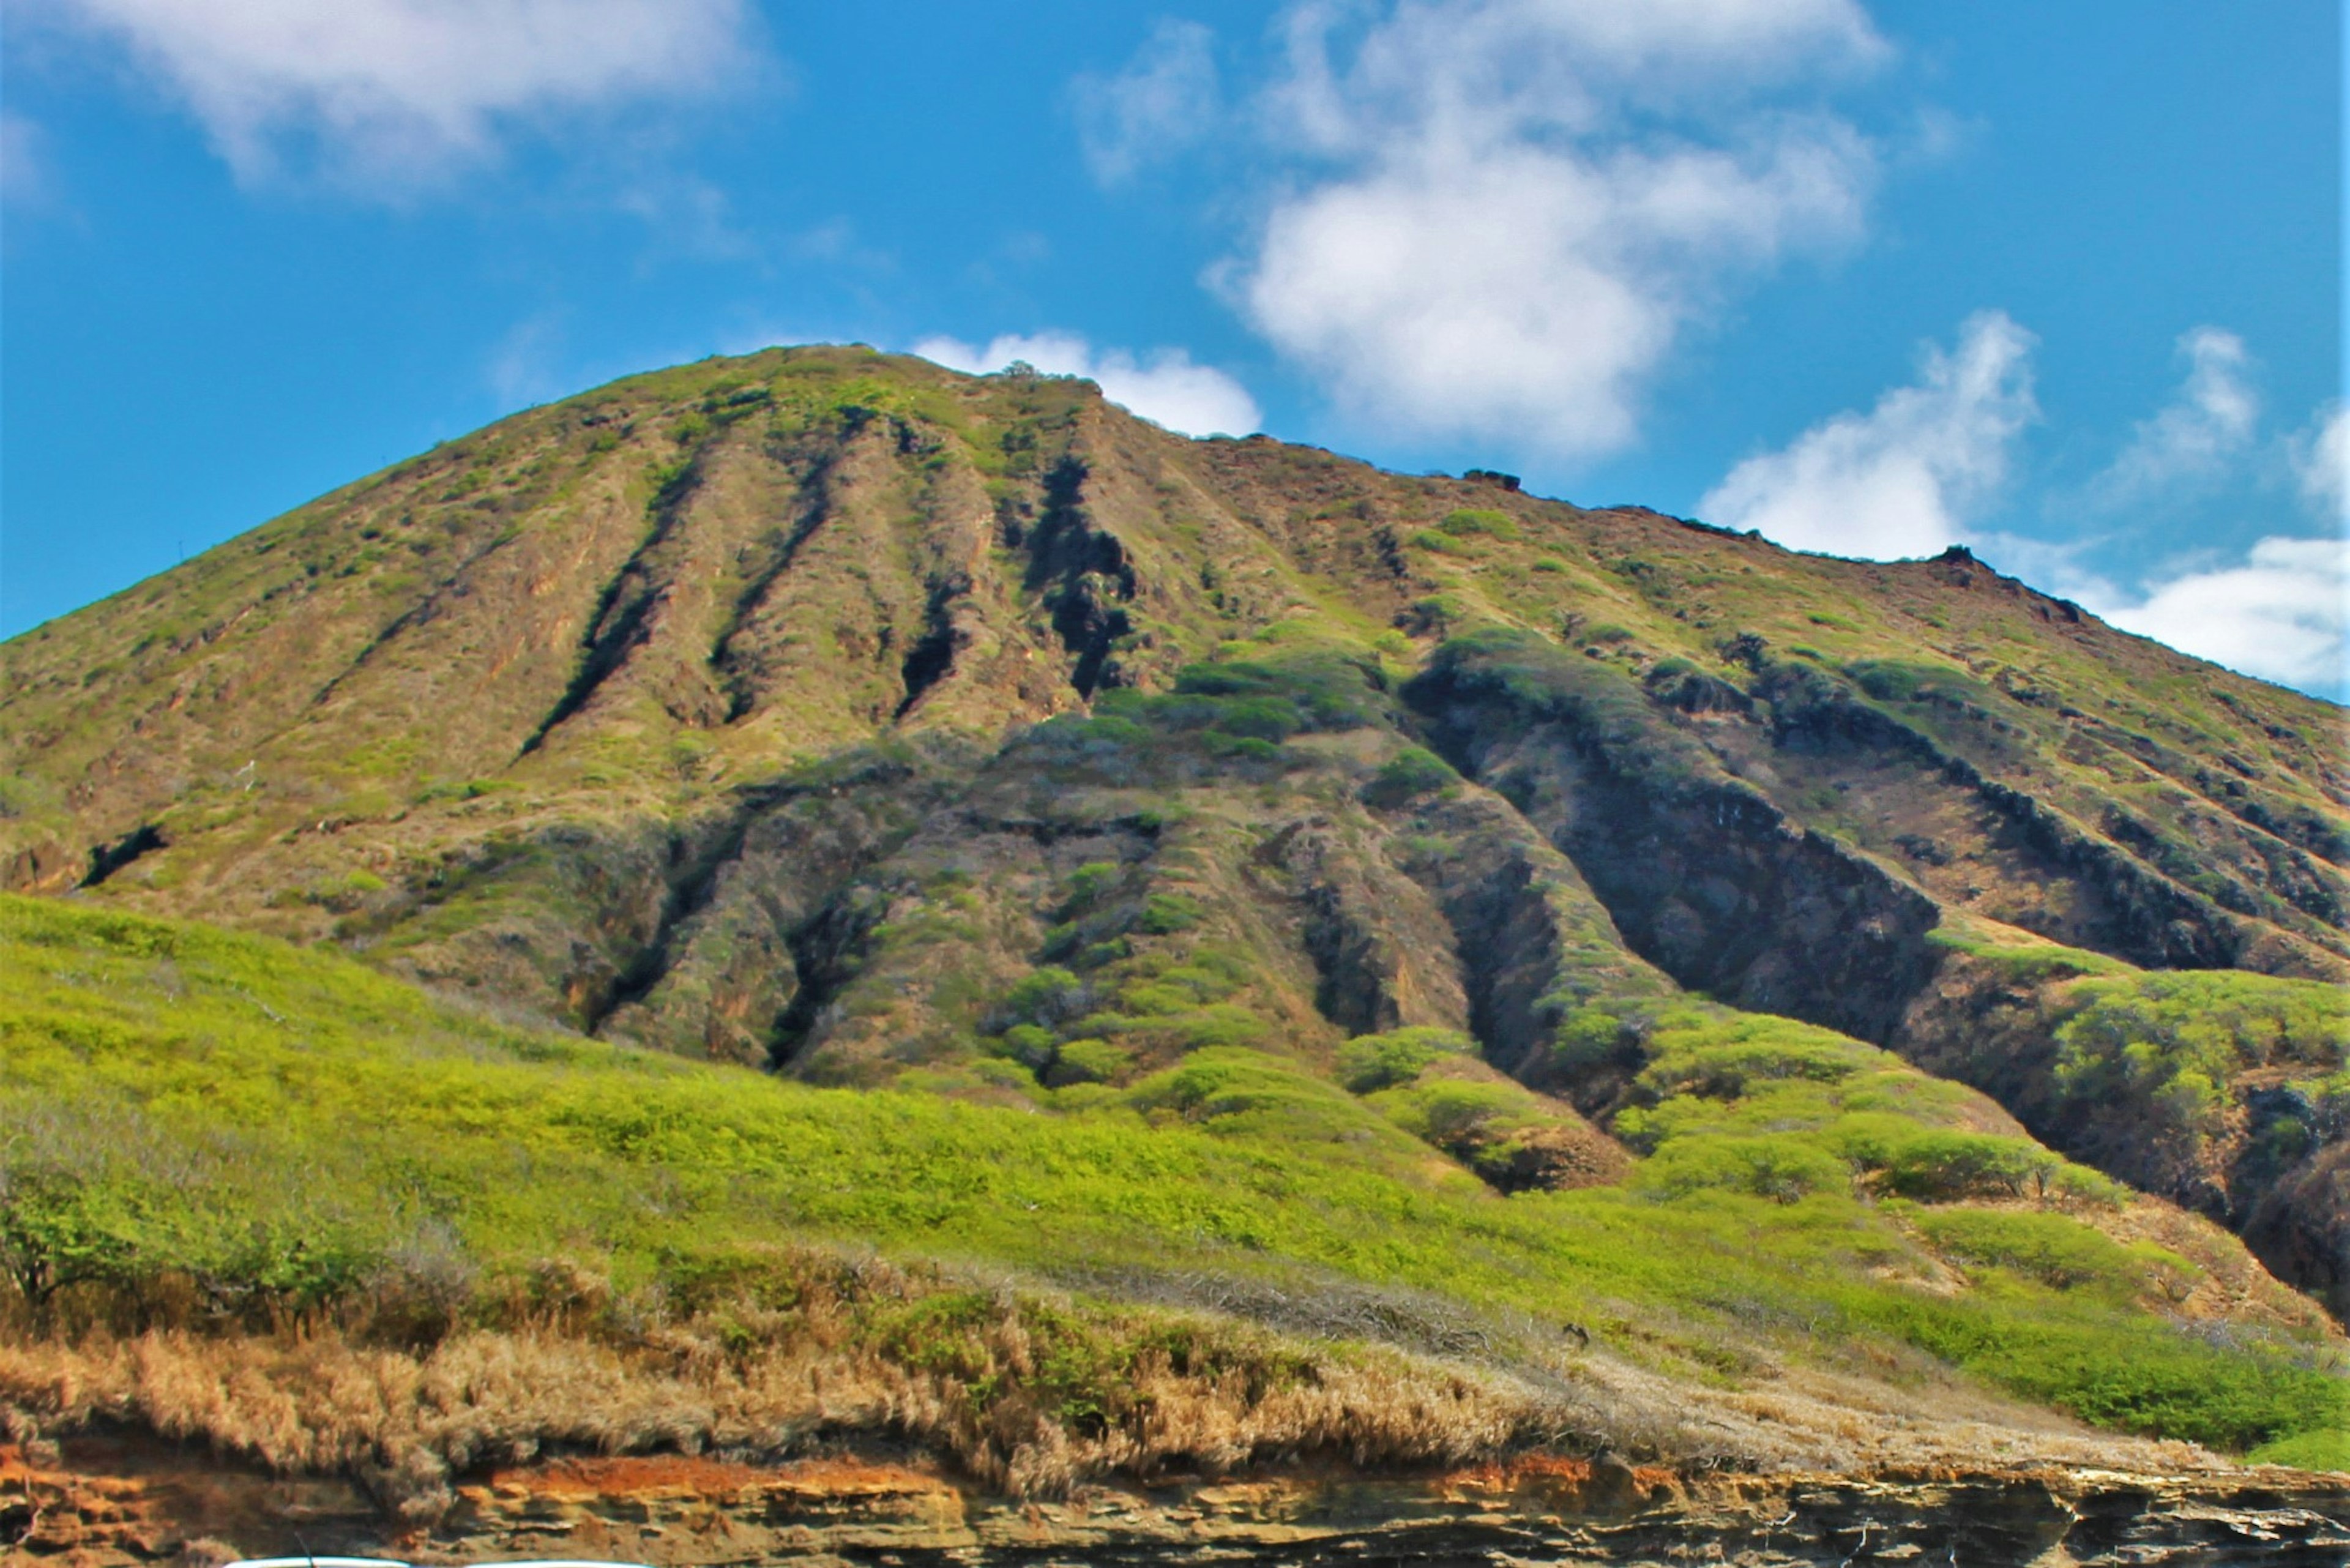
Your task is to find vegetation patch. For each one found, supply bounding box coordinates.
[2,894,2339,1484]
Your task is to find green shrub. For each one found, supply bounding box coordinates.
[1045,1037,1133,1088]
[1138,894,1204,935]
[0,1164,143,1312]
[1639,1134,1851,1203]
[1843,1125,2059,1202]
[988,1024,1057,1070]
[1337,1028,1475,1092]
[1911,1207,2193,1296]
[1064,862,1124,908]
[994,968,1086,1030]
[1362,747,1457,808]
[1206,733,1281,762]
[1860,1294,2345,1452]
[1846,659,1992,707]
[1439,508,1520,540]
[1370,1077,1525,1143]
[2051,973,2349,1146]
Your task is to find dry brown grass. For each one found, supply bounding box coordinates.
[0,1252,1601,1523]
[1,1249,2244,1531]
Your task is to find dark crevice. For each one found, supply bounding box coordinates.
[1254,816,1418,1039]
[1299,892,1400,1037]
[584,755,931,1035]
[520,458,706,756]
[1443,853,1564,1082]
[1296,890,1404,1040]
[767,890,886,1070]
[1425,843,1650,1121]
[80,824,165,888]
[893,572,971,722]
[1023,456,1137,698]
[959,808,1167,847]
[584,814,764,1032]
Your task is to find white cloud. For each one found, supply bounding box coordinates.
[914,331,1260,438]
[2084,326,2258,509]
[29,0,757,189]
[1,111,52,210]
[1698,311,2039,558]
[2098,536,2347,695]
[1073,18,1220,185]
[2289,402,2348,524]
[1233,0,1886,457]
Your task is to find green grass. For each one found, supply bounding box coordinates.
[2250,1428,2350,1472]
[2,892,2341,1457]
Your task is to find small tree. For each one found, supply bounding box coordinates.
[0,1164,139,1316]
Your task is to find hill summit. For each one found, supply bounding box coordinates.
[2,346,2346,1525]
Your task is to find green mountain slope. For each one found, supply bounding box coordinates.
[3,891,2343,1506]
[2,346,2345,1459]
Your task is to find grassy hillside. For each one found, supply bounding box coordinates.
[2,892,2342,1505]
[2,346,2346,1497]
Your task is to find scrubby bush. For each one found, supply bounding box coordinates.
[991,968,1088,1032]
[1361,747,1457,808]
[2250,1428,2350,1472]
[1843,1124,2059,1202]
[1337,1028,1475,1093]
[2050,972,2349,1144]
[1846,659,1994,709]
[1062,862,1124,909]
[1439,508,1520,540]
[1638,1134,1852,1204]
[1910,1207,2195,1297]
[1043,1037,1132,1088]
[1138,894,1204,935]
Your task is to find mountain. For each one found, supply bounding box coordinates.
[2,346,2346,1529]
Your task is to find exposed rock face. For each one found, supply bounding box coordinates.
[13,1440,2347,1567]
[1,345,2343,1304]
[1406,633,1947,1047]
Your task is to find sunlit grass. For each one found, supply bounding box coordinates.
[1,891,2340,1456]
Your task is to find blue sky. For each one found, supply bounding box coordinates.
[2,1,2342,693]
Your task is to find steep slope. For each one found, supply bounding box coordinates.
[3,345,2345,1321]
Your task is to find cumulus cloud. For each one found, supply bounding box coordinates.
[26,0,758,189]
[914,331,1261,438]
[2098,536,2346,696]
[2289,401,2348,523]
[1073,18,1220,185]
[1233,0,1886,457]
[2083,326,2258,509]
[1698,311,2038,558]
